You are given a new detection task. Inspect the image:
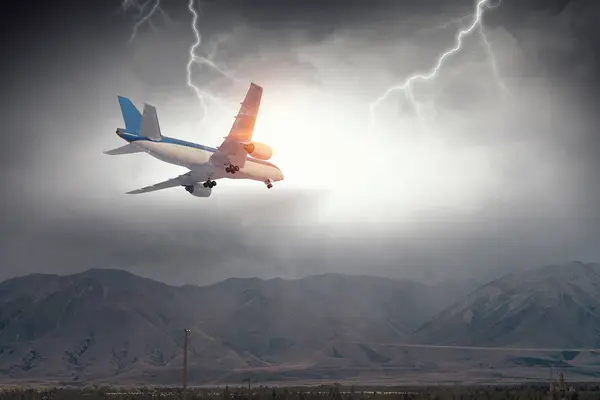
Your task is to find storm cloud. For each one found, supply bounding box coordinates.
[1,0,599,285]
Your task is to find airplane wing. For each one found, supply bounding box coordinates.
[126,171,199,194]
[210,82,263,169]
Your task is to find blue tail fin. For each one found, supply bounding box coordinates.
[117,96,142,134]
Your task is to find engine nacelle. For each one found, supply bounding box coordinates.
[243,141,273,160]
[184,184,212,198]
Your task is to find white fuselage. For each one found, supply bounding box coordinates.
[130,138,284,183]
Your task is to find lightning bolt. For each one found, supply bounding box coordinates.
[124,0,239,123]
[186,0,240,122]
[122,0,169,42]
[369,0,506,128]
[186,0,208,120]
[479,24,507,94]
[432,13,473,32]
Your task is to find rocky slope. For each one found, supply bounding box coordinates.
[411,261,600,348]
[5,264,599,384]
[0,269,456,384]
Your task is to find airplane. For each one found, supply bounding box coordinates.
[105,82,284,197]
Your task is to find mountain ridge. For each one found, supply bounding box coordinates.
[2,263,600,384]
[0,268,459,384]
[410,261,600,348]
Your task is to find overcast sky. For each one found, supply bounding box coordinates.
[1,0,599,286]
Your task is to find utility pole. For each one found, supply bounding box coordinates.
[183,329,191,400]
[244,376,252,394]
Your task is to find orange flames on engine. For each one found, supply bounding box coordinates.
[243,143,255,154]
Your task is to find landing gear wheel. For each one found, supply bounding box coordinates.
[203,180,216,188]
[225,164,239,174]
[267,184,273,189]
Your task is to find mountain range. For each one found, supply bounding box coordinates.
[412,261,600,348]
[1,262,599,385]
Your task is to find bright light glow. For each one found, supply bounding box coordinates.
[248,85,500,225]
[116,0,508,228]
[106,78,503,227]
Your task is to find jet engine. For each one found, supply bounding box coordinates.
[243,142,273,160]
[184,184,212,198]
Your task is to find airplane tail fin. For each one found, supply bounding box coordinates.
[117,96,142,134]
[139,103,163,141]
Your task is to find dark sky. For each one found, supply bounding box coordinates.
[1,0,599,286]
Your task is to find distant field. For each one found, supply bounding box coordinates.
[0,383,598,399]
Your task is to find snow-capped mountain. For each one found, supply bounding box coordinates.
[410,262,600,348]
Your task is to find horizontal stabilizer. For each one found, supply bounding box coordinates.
[104,143,144,156]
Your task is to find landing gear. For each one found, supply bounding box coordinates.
[203,180,217,188]
[225,164,240,174]
[265,179,273,189]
